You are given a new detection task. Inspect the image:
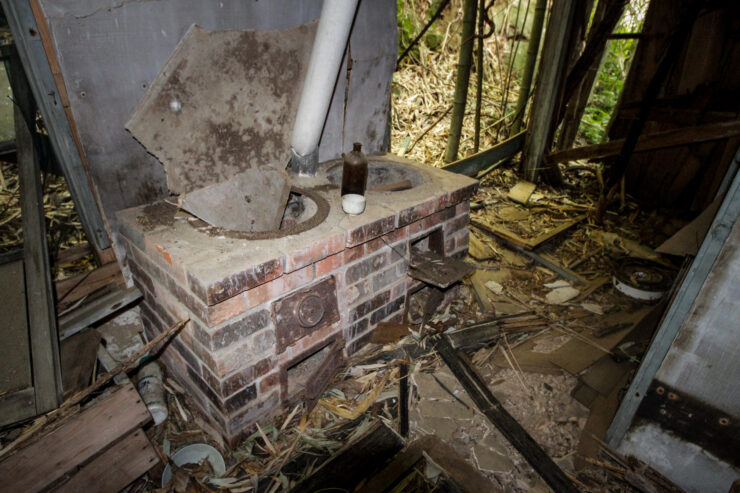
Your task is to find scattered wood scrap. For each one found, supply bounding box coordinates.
[471,214,585,251]
[0,383,157,493]
[507,180,536,204]
[291,421,404,493]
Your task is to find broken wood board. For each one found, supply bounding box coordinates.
[60,329,101,398]
[291,421,404,492]
[472,215,586,250]
[507,180,536,204]
[0,383,152,492]
[356,435,500,493]
[547,307,651,375]
[579,355,631,397]
[59,286,142,341]
[656,197,721,256]
[126,23,316,194]
[180,166,291,232]
[54,428,157,493]
[491,307,650,375]
[55,262,123,304]
[574,370,631,470]
[470,269,523,315]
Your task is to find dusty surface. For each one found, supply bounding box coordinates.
[126,23,317,195]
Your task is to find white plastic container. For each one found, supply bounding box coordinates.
[136,361,168,425]
[161,444,226,487]
[342,193,366,215]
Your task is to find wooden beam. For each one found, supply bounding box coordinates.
[7,46,63,413]
[1,1,110,250]
[434,335,580,493]
[546,120,740,164]
[521,0,577,182]
[55,261,123,304]
[59,286,142,341]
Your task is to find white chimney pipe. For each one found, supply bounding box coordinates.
[288,0,359,176]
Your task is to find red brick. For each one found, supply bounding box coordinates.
[456,201,470,215]
[206,293,248,326]
[445,183,478,207]
[347,215,396,247]
[221,356,275,396]
[244,277,284,308]
[245,264,315,308]
[444,213,470,235]
[455,229,470,250]
[258,372,280,393]
[189,256,284,306]
[397,197,440,226]
[422,206,455,230]
[316,251,344,277]
[384,226,409,244]
[284,231,345,273]
[343,244,364,263]
[407,219,423,237]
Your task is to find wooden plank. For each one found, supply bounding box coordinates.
[54,428,158,493]
[0,388,36,428]
[291,421,404,493]
[59,286,142,341]
[7,46,63,413]
[521,0,576,182]
[471,215,585,251]
[442,130,525,176]
[507,180,536,205]
[0,383,151,493]
[60,330,101,398]
[55,262,123,304]
[435,336,580,493]
[0,260,32,396]
[546,120,740,164]
[0,0,110,250]
[607,165,740,446]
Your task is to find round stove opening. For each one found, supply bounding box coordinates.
[187,186,330,240]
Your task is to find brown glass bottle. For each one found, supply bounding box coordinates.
[341,142,368,196]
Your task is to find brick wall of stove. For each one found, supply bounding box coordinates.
[120,200,471,442]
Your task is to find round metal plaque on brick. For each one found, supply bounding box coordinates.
[296,294,325,328]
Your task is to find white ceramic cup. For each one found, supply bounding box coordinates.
[342,194,366,215]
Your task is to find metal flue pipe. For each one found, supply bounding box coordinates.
[288,0,359,176]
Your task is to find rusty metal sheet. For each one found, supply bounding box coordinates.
[272,276,340,353]
[126,23,316,194]
[180,166,291,232]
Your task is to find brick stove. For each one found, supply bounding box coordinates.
[117,154,477,442]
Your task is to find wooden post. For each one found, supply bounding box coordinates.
[444,0,478,162]
[511,0,548,133]
[7,47,63,413]
[520,0,577,182]
[1,1,111,252]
